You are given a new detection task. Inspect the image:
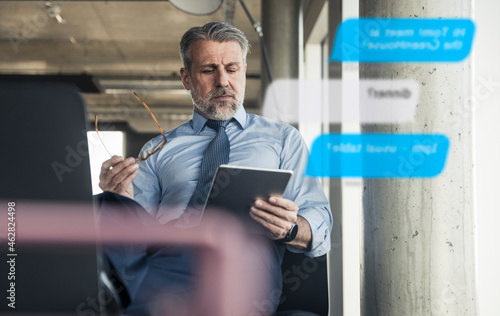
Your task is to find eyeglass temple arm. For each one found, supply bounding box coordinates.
[133,92,167,140]
[94,115,113,157]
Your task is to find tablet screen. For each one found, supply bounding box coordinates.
[203,165,293,233]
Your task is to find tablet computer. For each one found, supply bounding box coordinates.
[202,165,293,233]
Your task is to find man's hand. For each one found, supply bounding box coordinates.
[99,155,139,200]
[250,197,312,250]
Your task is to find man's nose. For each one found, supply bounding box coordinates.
[215,70,229,88]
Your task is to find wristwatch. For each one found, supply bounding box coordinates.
[280,222,298,243]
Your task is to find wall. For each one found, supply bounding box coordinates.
[475,0,500,315]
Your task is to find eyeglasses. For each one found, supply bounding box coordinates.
[94,92,167,163]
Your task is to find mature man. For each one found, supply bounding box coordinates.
[99,21,332,314]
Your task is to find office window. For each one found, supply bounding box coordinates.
[87,131,125,195]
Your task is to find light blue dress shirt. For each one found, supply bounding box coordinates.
[133,106,332,257]
[130,106,332,313]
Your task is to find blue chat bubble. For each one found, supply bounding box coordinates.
[330,18,475,62]
[306,134,449,178]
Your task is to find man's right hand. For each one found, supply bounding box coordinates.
[99,155,139,200]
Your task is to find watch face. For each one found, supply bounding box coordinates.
[282,222,298,243]
[289,222,298,241]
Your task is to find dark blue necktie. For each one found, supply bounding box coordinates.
[177,119,231,228]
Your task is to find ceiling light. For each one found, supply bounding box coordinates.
[169,0,222,16]
[44,2,66,24]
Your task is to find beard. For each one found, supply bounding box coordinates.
[190,83,245,121]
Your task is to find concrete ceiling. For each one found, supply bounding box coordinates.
[0,0,262,132]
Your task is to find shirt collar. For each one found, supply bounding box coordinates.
[192,106,247,135]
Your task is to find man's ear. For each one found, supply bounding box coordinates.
[180,68,190,90]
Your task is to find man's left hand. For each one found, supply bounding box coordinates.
[250,197,312,250]
[250,196,298,239]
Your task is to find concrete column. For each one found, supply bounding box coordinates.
[260,0,300,103]
[327,2,343,316]
[359,1,477,316]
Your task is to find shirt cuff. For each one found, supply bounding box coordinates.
[287,207,331,257]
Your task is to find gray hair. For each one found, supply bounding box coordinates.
[180,21,250,72]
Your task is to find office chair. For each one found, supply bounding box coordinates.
[277,251,329,316]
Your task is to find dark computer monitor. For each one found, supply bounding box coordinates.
[0,82,93,201]
[0,83,102,314]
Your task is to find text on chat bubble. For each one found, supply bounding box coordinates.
[330,18,475,62]
[262,79,419,124]
[305,134,449,178]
